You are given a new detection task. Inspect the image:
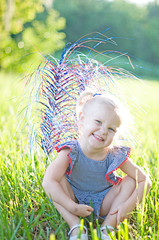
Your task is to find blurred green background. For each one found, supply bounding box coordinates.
[0,1,159,239]
[0,0,159,78]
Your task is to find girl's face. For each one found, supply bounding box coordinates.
[79,101,121,152]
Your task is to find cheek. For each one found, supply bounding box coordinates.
[108,132,116,140]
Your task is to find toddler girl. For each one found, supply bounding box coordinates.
[42,91,151,240]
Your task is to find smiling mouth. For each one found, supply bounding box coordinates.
[92,133,104,142]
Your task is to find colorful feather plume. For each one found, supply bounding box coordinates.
[25,31,137,156]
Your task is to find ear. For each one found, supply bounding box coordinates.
[78,111,84,127]
[78,111,84,121]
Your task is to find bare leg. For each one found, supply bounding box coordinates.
[100,176,136,229]
[52,176,81,236]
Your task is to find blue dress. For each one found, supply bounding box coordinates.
[56,140,131,217]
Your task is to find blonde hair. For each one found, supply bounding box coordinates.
[76,90,132,139]
[76,90,94,119]
[76,90,123,119]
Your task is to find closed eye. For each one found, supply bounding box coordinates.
[95,120,102,125]
[108,128,116,132]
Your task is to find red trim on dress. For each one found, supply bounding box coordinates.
[55,145,73,175]
[105,147,131,185]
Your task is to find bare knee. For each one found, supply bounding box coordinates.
[120,175,136,191]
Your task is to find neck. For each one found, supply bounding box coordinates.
[78,138,109,161]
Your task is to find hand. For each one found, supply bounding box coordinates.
[110,202,131,225]
[72,203,94,217]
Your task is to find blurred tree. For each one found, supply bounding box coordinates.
[53,0,159,77]
[0,0,66,72]
[53,0,145,54]
[53,0,110,43]
[53,0,144,64]
[144,2,159,64]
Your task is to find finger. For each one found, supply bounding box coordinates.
[110,209,118,215]
[117,213,120,225]
[84,210,93,217]
[117,214,124,225]
[88,206,94,211]
[86,205,94,211]
[86,211,92,216]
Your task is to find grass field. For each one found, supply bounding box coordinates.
[0,73,158,240]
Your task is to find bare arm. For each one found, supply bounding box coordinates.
[120,158,152,209]
[42,149,77,210]
[110,159,152,224]
[42,149,93,217]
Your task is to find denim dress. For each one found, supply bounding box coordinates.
[56,140,131,217]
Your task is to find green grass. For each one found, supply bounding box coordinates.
[0,73,158,239]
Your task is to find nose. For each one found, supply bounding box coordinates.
[100,125,107,135]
